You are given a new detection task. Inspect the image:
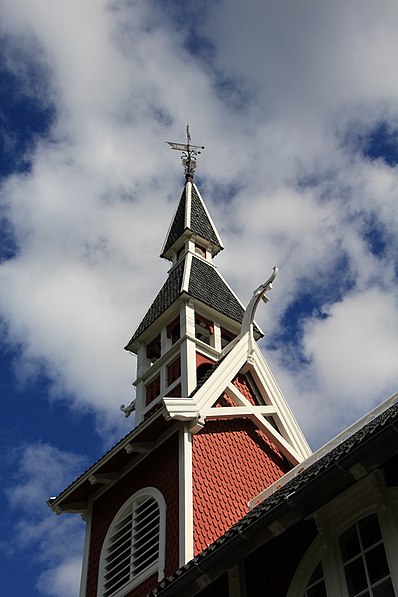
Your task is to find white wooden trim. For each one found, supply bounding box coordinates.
[248,343,312,458]
[185,181,192,229]
[79,502,92,597]
[178,425,194,566]
[181,252,192,293]
[164,331,309,465]
[204,406,276,418]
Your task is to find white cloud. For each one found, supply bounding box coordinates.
[37,557,82,597]
[3,443,86,597]
[0,3,398,594]
[0,0,397,448]
[303,288,398,400]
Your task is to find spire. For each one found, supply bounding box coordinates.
[162,126,223,260]
[160,182,223,260]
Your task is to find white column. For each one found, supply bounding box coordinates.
[178,425,193,566]
[79,503,92,597]
[180,301,197,396]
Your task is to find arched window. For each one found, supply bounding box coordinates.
[98,488,166,597]
[287,473,398,596]
[288,512,397,597]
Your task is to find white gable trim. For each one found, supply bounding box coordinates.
[163,332,311,464]
[203,382,301,465]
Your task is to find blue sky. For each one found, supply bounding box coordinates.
[1,1,398,595]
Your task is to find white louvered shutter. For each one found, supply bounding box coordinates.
[103,495,160,597]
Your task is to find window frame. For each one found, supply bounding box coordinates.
[287,473,398,597]
[97,487,166,597]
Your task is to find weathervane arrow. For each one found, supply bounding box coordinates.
[166,124,205,180]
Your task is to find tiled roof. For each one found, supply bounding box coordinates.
[162,188,187,256]
[161,183,222,258]
[149,401,398,595]
[125,260,185,348]
[49,411,166,506]
[189,186,221,248]
[125,256,249,349]
[188,257,245,324]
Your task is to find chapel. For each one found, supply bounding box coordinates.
[49,137,398,597]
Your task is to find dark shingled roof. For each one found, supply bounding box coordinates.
[189,186,221,248]
[125,259,185,348]
[125,256,246,349]
[188,258,244,323]
[161,184,222,258]
[149,401,398,596]
[161,188,187,256]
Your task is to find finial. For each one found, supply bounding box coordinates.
[166,124,205,180]
[241,267,279,355]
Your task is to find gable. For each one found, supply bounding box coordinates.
[163,332,312,465]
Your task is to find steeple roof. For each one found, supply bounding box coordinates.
[161,181,223,260]
[125,253,251,351]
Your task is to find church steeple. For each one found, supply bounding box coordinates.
[121,140,311,563]
[50,139,312,596]
[123,130,255,425]
[124,172,249,424]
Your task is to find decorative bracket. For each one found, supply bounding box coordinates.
[120,399,136,418]
[88,473,120,485]
[124,442,155,455]
[241,266,278,354]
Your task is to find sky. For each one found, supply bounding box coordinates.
[1,1,398,595]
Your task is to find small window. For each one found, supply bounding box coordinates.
[146,375,160,405]
[167,356,181,386]
[195,243,206,258]
[220,327,236,349]
[165,383,181,397]
[195,315,213,345]
[303,563,326,597]
[99,489,166,597]
[146,336,161,363]
[167,317,180,345]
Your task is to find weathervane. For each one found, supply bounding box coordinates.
[166,125,205,180]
